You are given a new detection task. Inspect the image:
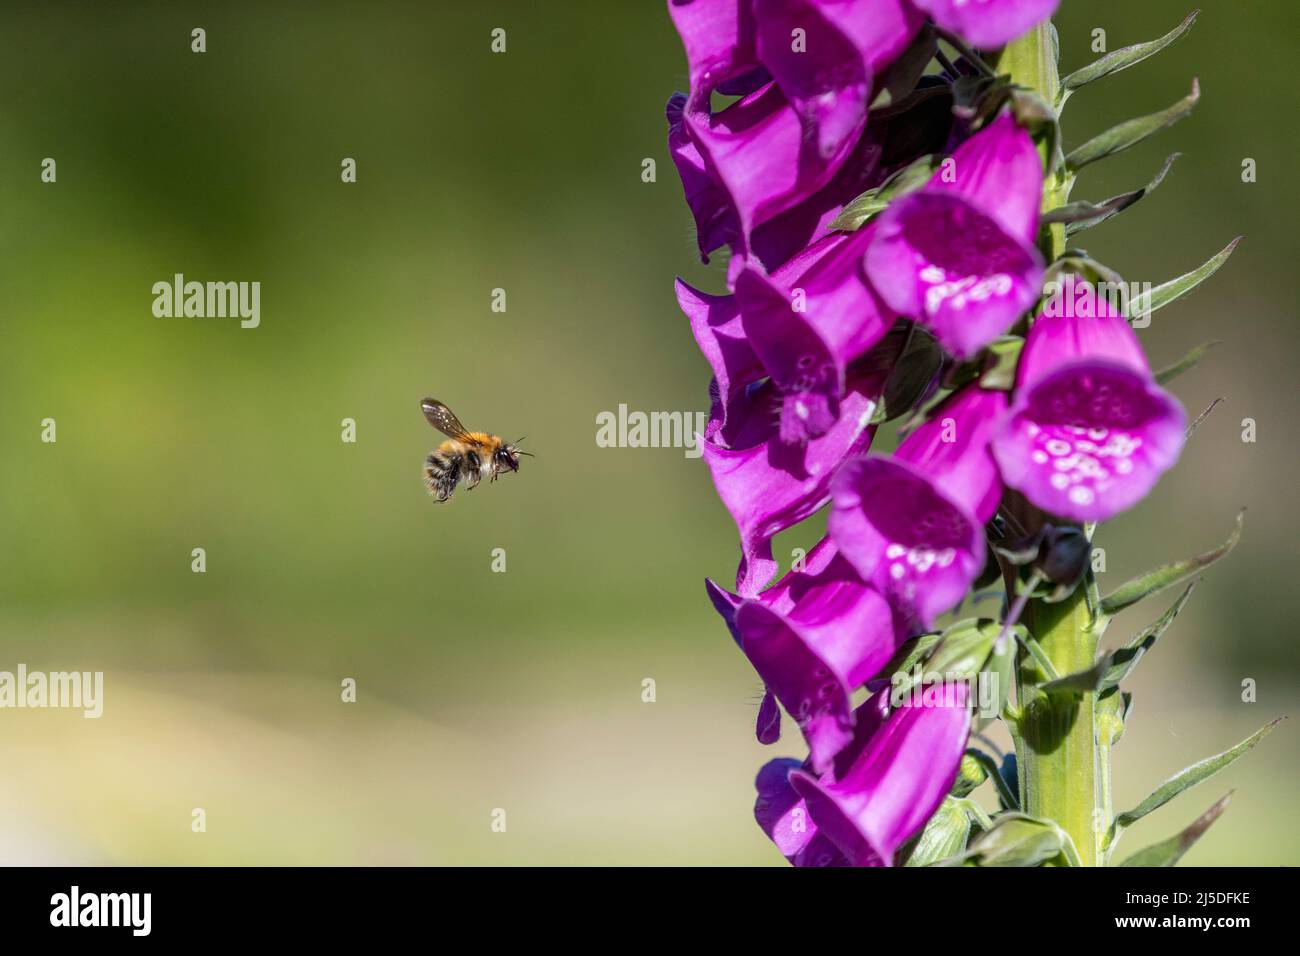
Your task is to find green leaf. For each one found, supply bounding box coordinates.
[1127,237,1241,319]
[1099,582,1197,692]
[1060,11,1200,101]
[1050,153,1179,236]
[959,813,1066,867]
[1117,792,1232,867]
[831,155,938,231]
[1040,655,1111,694]
[1065,79,1199,172]
[1154,340,1220,385]
[1108,718,1284,845]
[1185,397,1224,439]
[1100,511,1243,616]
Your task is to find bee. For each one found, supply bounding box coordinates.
[421,398,530,502]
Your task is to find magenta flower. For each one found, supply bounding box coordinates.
[674,278,761,442]
[992,288,1187,522]
[666,0,946,266]
[737,585,898,773]
[667,95,739,261]
[754,757,850,866]
[707,537,848,745]
[742,80,957,272]
[732,229,893,443]
[705,377,881,595]
[685,81,859,259]
[709,536,902,770]
[909,0,1060,49]
[662,0,1253,875]
[865,113,1045,358]
[830,386,1006,628]
[666,0,759,115]
[751,0,920,158]
[788,684,971,866]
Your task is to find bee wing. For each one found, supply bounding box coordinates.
[421,399,474,440]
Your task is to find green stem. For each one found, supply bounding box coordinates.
[999,22,1106,868]
[1098,735,1114,852]
[1015,591,1101,865]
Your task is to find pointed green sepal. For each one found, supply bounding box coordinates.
[1039,655,1110,694]
[1099,511,1243,617]
[1042,153,1179,236]
[1045,584,1197,694]
[1154,340,1220,385]
[1107,718,1284,848]
[1065,79,1199,172]
[1099,582,1197,692]
[1116,792,1233,867]
[1059,11,1200,103]
[1127,237,1241,319]
[1185,397,1224,440]
[831,154,939,231]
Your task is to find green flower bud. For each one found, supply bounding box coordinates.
[951,752,989,798]
[967,814,1065,867]
[926,618,1001,680]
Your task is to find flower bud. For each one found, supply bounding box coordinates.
[950,752,989,798]
[925,618,1001,682]
[994,522,1092,602]
[967,814,1064,866]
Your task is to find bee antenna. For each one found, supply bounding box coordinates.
[517,451,535,458]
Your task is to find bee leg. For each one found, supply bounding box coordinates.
[464,450,483,490]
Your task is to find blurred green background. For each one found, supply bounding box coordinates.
[0,1,1295,865]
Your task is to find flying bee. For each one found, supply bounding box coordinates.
[421,398,531,502]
